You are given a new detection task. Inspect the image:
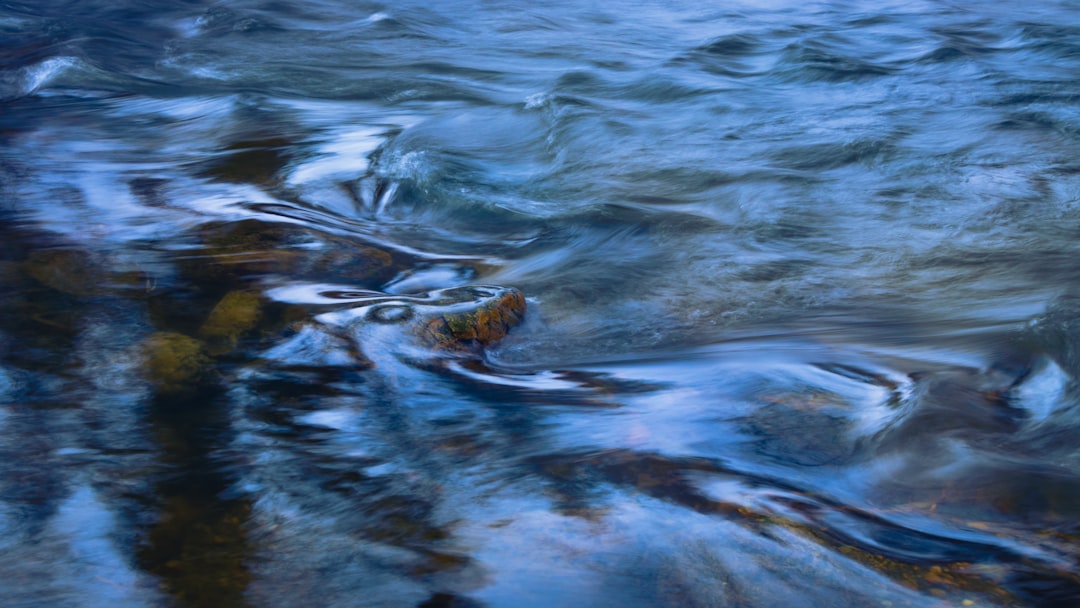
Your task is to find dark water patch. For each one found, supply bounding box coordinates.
[1008,574,1080,608]
[698,33,760,57]
[134,386,255,608]
[195,137,302,186]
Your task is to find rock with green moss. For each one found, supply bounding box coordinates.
[198,291,264,356]
[140,332,212,395]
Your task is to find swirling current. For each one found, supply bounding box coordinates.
[2,1,1080,606]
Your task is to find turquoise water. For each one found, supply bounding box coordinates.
[2,1,1080,606]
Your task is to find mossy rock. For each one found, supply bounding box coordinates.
[140,332,212,395]
[198,291,264,356]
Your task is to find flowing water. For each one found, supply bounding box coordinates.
[2,0,1080,606]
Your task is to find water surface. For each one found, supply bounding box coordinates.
[2,1,1080,606]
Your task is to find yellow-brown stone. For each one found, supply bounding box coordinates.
[198,291,264,356]
[140,332,211,395]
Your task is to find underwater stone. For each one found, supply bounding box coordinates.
[311,245,393,282]
[198,291,264,356]
[22,249,104,297]
[140,332,211,395]
[188,219,393,284]
[197,137,294,186]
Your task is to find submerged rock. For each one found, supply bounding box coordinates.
[196,137,294,186]
[185,219,393,285]
[22,249,105,297]
[140,332,212,395]
[198,291,264,356]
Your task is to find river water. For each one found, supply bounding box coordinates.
[2,1,1080,606]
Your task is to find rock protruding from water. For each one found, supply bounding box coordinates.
[413,286,527,350]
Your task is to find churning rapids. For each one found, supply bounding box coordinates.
[2,1,1080,606]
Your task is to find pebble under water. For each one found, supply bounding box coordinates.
[2,1,1080,606]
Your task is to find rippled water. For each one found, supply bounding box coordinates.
[3,1,1080,606]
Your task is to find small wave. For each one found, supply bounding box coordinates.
[769,137,898,172]
[265,283,388,305]
[674,33,771,78]
[193,6,284,35]
[696,33,760,57]
[774,41,897,83]
[285,126,385,186]
[384,264,475,294]
[445,361,583,390]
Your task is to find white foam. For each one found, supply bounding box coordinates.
[1,56,78,99]
[446,361,581,390]
[523,92,552,109]
[297,409,356,431]
[1016,358,1070,424]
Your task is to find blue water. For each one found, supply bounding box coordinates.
[2,1,1080,606]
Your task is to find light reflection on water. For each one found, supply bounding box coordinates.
[2,0,1080,605]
